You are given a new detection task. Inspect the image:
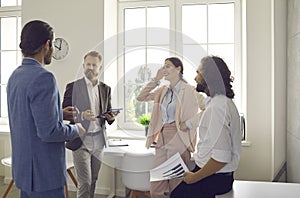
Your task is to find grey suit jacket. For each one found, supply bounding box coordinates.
[62,78,114,145]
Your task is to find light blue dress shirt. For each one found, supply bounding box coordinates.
[161,81,182,124]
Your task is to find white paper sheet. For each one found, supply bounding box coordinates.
[150,152,189,182]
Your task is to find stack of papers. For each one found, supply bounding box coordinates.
[150,152,189,182]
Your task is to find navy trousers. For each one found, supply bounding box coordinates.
[170,165,234,198]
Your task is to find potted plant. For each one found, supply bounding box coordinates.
[137,113,151,136]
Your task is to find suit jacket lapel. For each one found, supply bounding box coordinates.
[78,78,91,109]
[175,82,186,122]
[97,83,103,114]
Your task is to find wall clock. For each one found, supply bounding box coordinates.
[53,37,69,60]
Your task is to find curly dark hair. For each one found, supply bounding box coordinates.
[19,20,54,57]
[200,56,235,99]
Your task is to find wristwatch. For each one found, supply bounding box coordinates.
[151,78,160,86]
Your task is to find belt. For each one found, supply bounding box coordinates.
[194,165,233,176]
[85,131,101,136]
[216,172,233,176]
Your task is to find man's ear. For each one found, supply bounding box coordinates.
[45,40,52,49]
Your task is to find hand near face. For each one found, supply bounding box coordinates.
[154,67,164,81]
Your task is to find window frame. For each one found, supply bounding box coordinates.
[116,0,242,131]
[0,5,21,124]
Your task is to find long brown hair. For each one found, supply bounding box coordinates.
[201,56,235,99]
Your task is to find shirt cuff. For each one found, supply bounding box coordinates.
[212,149,231,163]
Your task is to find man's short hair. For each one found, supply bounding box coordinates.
[83,51,102,62]
[19,20,54,57]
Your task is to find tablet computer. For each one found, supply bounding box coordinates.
[96,108,123,118]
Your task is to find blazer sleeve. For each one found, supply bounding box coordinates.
[29,72,78,142]
[62,83,73,109]
[62,82,81,123]
[136,81,161,102]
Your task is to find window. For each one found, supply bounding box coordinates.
[0,1,22,122]
[117,0,241,130]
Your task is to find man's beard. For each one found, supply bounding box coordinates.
[196,82,207,93]
[44,48,53,65]
[85,70,98,81]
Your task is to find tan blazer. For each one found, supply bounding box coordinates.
[137,80,205,152]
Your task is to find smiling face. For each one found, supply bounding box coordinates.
[162,60,181,81]
[83,55,102,82]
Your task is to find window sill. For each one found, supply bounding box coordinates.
[0,124,10,133]
[242,140,251,147]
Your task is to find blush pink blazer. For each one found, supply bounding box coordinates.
[137,80,205,152]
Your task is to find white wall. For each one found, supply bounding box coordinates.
[273,0,287,182]
[234,0,287,181]
[287,0,300,183]
[22,0,104,94]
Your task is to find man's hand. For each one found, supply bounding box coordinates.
[75,123,86,137]
[63,106,79,121]
[103,112,115,122]
[82,110,96,121]
[183,172,199,184]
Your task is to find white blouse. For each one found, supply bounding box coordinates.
[194,94,242,173]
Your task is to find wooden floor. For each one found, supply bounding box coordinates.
[0,176,112,198]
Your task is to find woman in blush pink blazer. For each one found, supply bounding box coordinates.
[137,57,205,198]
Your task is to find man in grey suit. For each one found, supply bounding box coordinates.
[6,20,86,198]
[62,51,115,198]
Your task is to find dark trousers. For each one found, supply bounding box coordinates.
[170,165,234,198]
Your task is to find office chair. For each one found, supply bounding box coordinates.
[121,151,155,198]
[1,154,77,198]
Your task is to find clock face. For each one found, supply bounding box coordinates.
[53,38,69,60]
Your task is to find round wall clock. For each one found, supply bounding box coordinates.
[53,37,69,60]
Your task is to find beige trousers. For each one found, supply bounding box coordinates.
[150,123,191,198]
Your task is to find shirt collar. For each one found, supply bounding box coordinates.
[22,57,43,67]
[168,80,182,93]
[204,96,212,107]
[84,76,99,87]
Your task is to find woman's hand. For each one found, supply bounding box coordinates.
[179,122,188,132]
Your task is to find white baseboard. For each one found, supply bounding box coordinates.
[67,183,126,197]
